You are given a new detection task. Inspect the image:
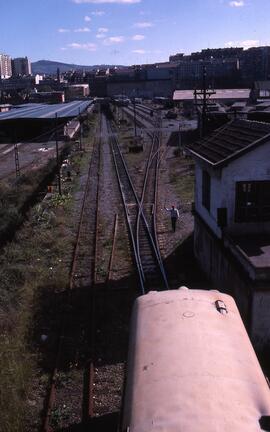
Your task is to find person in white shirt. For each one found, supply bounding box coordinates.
[164,205,180,232]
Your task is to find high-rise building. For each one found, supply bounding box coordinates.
[0,54,12,79]
[12,57,31,76]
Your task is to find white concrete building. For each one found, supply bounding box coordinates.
[187,119,270,351]
[0,53,12,79]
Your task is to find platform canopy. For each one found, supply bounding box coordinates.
[0,100,92,121]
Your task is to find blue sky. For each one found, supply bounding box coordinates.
[1,0,270,65]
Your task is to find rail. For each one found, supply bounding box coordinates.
[107,116,168,293]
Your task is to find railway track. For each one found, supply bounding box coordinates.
[42,115,102,431]
[137,126,165,288]
[41,105,167,429]
[123,104,156,130]
[136,103,155,116]
[106,115,168,293]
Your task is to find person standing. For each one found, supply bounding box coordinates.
[164,205,180,232]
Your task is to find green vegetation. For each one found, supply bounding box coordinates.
[0,157,59,240]
[0,113,98,431]
[0,193,72,431]
[169,157,195,206]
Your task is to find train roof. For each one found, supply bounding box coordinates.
[122,288,270,431]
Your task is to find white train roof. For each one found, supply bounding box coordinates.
[122,288,270,432]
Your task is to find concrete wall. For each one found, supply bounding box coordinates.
[146,67,173,80]
[194,213,270,351]
[107,79,173,98]
[251,290,270,348]
[195,140,270,238]
[195,163,222,238]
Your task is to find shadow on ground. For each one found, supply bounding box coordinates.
[32,233,212,431]
[164,233,210,290]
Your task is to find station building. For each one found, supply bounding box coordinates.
[187,119,270,351]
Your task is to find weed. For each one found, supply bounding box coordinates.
[96,265,107,278]
[0,144,94,430]
[103,238,113,248]
[50,405,69,428]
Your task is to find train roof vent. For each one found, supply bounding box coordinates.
[260,416,270,431]
[215,300,228,315]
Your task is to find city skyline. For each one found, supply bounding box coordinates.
[1,0,270,66]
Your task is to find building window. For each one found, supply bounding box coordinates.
[235,181,270,222]
[202,170,211,211]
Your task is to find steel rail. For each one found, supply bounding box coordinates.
[114,106,167,284]
[121,105,156,131]
[84,108,102,423]
[124,105,169,288]
[108,118,168,292]
[134,134,156,288]
[42,116,100,432]
[106,213,119,284]
[135,129,169,290]
[108,119,145,293]
[153,132,165,276]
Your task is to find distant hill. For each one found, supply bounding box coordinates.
[32,60,124,75]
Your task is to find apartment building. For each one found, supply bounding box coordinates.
[0,53,12,79]
[12,57,31,76]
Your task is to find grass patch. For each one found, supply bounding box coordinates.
[0,138,95,431]
[169,156,195,205]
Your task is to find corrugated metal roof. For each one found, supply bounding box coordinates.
[0,100,92,121]
[173,89,250,101]
[187,119,270,166]
[230,102,247,108]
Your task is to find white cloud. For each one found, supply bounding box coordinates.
[84,15,91,21]
[96,27,108,38]
[229,1,244,6]
[134,21,153,28]
[74,27,91,32]
[132,49,146,54]
[132,34,145,41]
[132,48,162,55]
[225,39,259,49]
[73,0,140,3]
[67,42,97,51]
[91,10,105,15]
[104,36,125,45]
[58,28,70,33]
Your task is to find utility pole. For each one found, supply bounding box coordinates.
[13,129,20,179]
[202,65,207,137]
[14,142,20,178]
[55,113,62,195]
[194,65,216,138]
[178,122,182,152]
[79,107,82,151]
[133,98,137,137]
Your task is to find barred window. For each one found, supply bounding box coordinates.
[235,181,270,222]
